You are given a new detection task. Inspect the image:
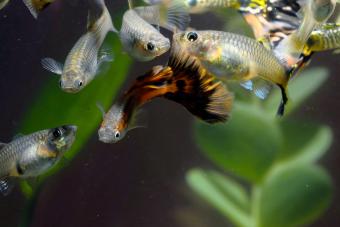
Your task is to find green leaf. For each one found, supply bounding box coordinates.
[277,119,332,164]
[195,102,282,183]
[258,164,332,227]
[19,34,132,196]
[264,67,329,115]
[186,168,252,227]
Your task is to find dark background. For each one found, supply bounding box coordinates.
[0,1,339,226]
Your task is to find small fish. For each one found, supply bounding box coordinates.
[98,45,233,143]
[173,30,290,115]
[41,0,115,93]
[304,23,340,54]
[0,125,77,195]
[117,0,190,61]
[276,0,336,63]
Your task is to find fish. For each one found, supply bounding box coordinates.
[98,44,233,143]
[275,0,337,63]
[41,0,115,93]
[116,0,190,61]
[288,23,340,76]
[173,30,290,115]
[22,0,55,18]
[0,125,77,195]
[304,23,340,54]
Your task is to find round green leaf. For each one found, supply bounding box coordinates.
[195,102,282,183]
[277,119,332,164]
[186,168,251,227]
[258,165,332,227]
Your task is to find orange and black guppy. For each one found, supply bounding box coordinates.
[97,46,233,143]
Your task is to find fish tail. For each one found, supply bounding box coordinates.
[158,0,191,31]
[165,49,234,123]
[22,0,39,19]
[88,0,117,34]
[0,0,9,10]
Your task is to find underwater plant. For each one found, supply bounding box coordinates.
[186,67,333,227]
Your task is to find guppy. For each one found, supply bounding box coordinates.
[305,23,340,54]
[0,0,54,18]
[0,125,77,195]
[173,30,290,115]
[41,0,115,93]
[276,0,336,64]
[98,45,233,143]
[117,1,190,61]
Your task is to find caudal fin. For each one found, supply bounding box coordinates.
[166,45,234,123]
[22,0,53,19]
[88,0,118,34]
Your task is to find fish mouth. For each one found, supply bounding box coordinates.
[98,129,116,144]
[62,87,81,94]
[155,39,171,56]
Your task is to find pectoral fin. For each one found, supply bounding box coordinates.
[41,58,63,75]
[240,79,273,99]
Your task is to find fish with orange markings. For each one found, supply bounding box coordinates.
[0,125,77,195]
[97,44,233,143]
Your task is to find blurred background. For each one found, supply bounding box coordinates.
[0,0,339,226]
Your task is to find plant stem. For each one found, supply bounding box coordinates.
[251,185,262,227]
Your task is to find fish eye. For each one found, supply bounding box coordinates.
[75,80,83,88]
[187,0,197,6]
[115,131,120,139]
[187,32,198,42]
[146,42,155,51]
[52,128,62,138]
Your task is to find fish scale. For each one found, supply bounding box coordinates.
[0,131,46,178]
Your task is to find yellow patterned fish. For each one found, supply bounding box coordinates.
[0,125,77,195]
[276,0,337,64]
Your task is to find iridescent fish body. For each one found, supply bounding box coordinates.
[0,125,77,195]
[173,30,289,115]
[41,0,115,93]
[305,23,340,54]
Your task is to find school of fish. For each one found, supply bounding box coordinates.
[0,0,339,194]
